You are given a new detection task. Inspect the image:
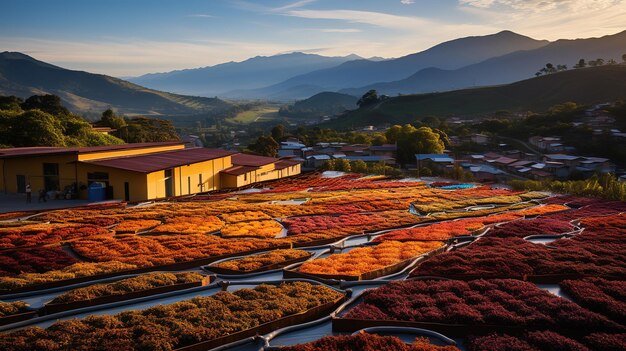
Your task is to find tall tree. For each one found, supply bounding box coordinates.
[21,95,69,116]
[386,124,445,165]
[350,160,368,173]
[271,124,286,142]
[334,159,352,172]
[574,59,587,69]
[249,135,279,157]
[357,90,379,108]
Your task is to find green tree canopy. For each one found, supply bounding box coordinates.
[249,135,279,157]
[0,94,124,148]
[334,158,351,172]
[350,160,368,173]
[21,94,70,116]
[271,124,286,142]
[357,90,380,108]
[385,124,446,165]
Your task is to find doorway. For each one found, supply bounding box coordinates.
[43,163,60,191]
[164,169,173,197]
[16,175,26,193]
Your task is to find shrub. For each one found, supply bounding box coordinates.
[0,301,30,317]
[50,272,205,304]
[468,331,591,351]
[344,279,621,332]
[412,234,626,281]
[560,278,626,324]
[0,247,78,277]
[0,261,138,291]
[0,282,343,351]
[151,216,223,234]
[298,241,443,277]
[221,220,284,238]
[0,224,110,249]
[281,333,460,351]
[114,220,161,234]
[213,249,310,272]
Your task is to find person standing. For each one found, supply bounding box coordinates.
[38,188,47,203]
[25,183,32,203]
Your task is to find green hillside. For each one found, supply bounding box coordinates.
[328,65,626,128]
[0,52,234,118]
[279,91,358,118]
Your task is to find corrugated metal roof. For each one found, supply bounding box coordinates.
[232,153,278,167]
[344,156,395,162]
[492,156,518,165]
[221,165,259,176]
[415,154,452,161]
[274,159,301,170]
[82,148,236,173]
[307,155,331,160]
[369,144,397,151]
[510,160,535,167]
[545,154,580,161]
[0,142,184,158]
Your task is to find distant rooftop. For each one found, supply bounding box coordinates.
[232,153,278,167]
[545,154,581,161]
[82,147,236,173]
[415,154,453,161]
[345,156,395,162]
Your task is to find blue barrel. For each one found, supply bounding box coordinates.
[87,183,106,202]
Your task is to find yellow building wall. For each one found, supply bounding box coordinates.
[1,154,79,194]
[221,169,257,189]
[278,164,301,178]
[77,144,184,161]
[146,171,166,200]
[77,163,149,202]
[220,163,301,189]
[170,156,233,196]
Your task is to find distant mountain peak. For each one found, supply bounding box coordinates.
[0,51,36,60]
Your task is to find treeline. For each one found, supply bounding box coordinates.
[510,174,626,201]
[95,109,179,143]
[457,102,626,165]
[0,94,179,148]
[535,54,626,76]
[0,95,123,147]
[320,159,402,177]
[250,123,447,164]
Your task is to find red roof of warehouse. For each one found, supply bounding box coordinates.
[0,141,184,158]
[231,153,278,167]
[81,148,236,173]
[220,165,259,176]
[274,159,301,170]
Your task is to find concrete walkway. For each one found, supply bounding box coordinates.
[0,193,95,214]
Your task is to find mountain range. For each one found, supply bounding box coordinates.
[1,29,625,121]
[230,30,550,100]
[341,30,626,97]
[128,30,625,101]
[328,64,626,128]
[0,52,233,118]
[128,52,363,97]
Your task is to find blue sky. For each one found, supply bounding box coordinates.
[1,0,624,76]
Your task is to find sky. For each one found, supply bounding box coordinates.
[1,0,625,77]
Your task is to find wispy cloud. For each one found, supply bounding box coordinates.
[0,37,309,76]
[458,0,626,39]
[400,0,415,4]
[284,9,431,29]
[273,0,317,12]
[186,14,214,18]
[320,28,361,33]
